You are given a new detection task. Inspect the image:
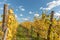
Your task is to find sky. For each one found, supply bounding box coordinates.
[0,0,60,22]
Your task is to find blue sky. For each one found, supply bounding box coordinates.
[0,0,60,22]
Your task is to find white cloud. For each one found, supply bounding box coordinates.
[21,8,25,11]
[29,11,34,14]
[40,7,50,10]
[15,14,18,18]
[54,12,60,19]
[20,14,23,16]
[0,8,3,10]
[40,0,60,10]
[7,3,11,6]
[34,13,39,17]
[19,6,25,11]
[59,11,60,13]
[22,18,29,21]
[40,7,43,10]
[54,12,60,16]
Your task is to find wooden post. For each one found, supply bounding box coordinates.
[2,4,8,32]
[37,32,39,40]
[2,4,8,40]
[47,11,54,40]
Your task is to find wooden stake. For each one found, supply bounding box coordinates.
[2,4,8,40]
[47,11,54,40]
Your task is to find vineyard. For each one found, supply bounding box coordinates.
[0,4,60,40]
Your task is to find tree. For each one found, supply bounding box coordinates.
[6,9,18,40]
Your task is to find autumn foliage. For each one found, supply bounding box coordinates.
[0,5,60,40]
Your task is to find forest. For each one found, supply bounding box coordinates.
[0,4,60,40]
